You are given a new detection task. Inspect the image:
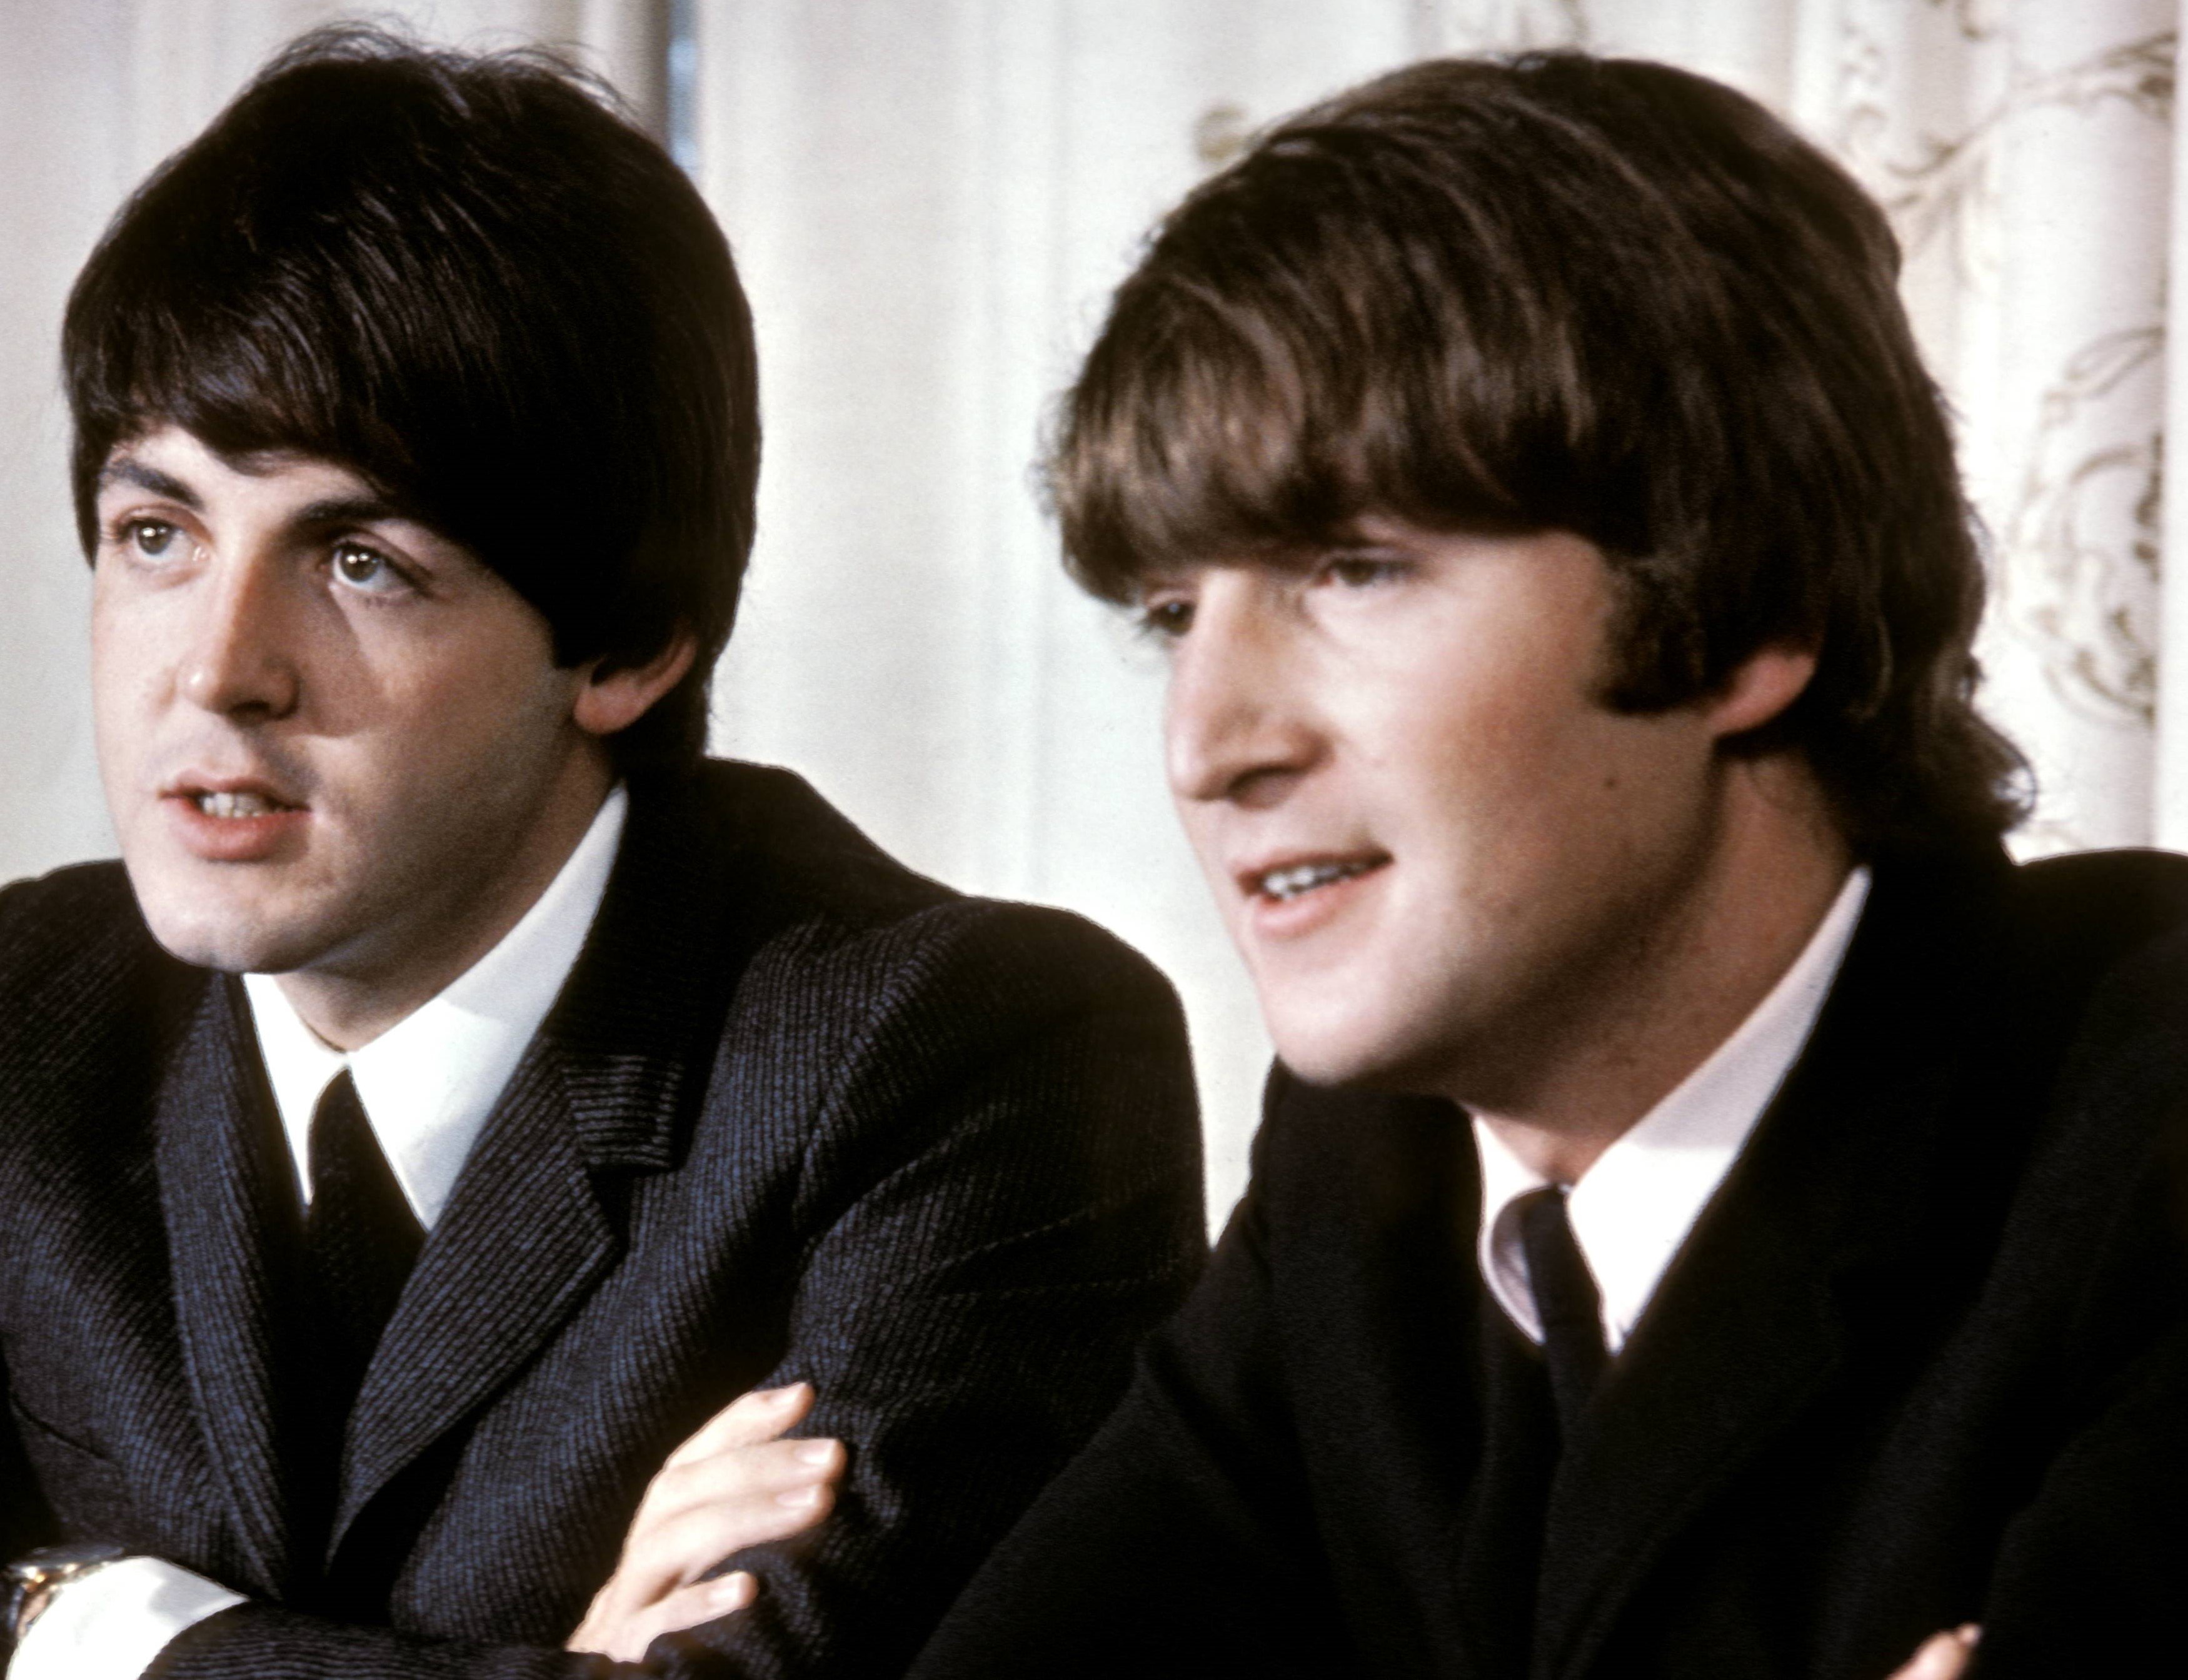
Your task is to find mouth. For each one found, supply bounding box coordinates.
[156,777,311,864]
[1242,852,1390,903]
[186,790,301,819]
[163,777,306,818]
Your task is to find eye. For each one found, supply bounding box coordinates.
[1318,553,1410,590]
[329,540,413,597]
[119,518,189,561]
[1133,593,1197,642]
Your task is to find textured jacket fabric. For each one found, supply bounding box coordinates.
[0,759,1206,1677]
[911,847,2188,1679]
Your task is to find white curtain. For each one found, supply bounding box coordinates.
[2,0,2181,1222]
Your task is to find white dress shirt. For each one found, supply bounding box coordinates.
[11,787,628,1680]
[244,783,628,1226]
[1475,865,1870,1354]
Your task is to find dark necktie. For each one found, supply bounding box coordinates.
[287,1070,424,1569]
[306,1069,424,1374]
[1515,1184,1608,1436]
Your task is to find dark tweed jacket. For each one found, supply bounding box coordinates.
[0,759,1205,1677]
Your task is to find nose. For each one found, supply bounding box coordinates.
[178,549,301,720]
[1164,574,1322,808]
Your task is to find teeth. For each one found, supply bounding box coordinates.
[1259,859,1375,901]
[195,791,279,818]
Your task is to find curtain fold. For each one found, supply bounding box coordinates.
[2159,0,2188,847]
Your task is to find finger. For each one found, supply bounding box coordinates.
[643,1478,835,1584]
[569,1569,756,1662]
[648,1436,846,1519]
[613,1457,840,1604]
[1885,1625,1980,1680]
[624,1436,843,1580]
[606,1571,756,1662]
[664,1382,814,1468]
[643,1569,758,1647]
[610,1419,843,1609]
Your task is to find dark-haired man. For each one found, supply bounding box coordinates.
[0,29,1202,1680]
[908,52,2188,1679]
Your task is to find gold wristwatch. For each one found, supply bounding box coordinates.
[5,1542,127,1641]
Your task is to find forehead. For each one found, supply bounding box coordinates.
[1138,514,1532,588]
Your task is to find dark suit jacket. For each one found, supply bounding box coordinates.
[0,760,1205,1677]
[911,847,2188,1679]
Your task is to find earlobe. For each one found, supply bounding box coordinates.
[572,633,700,738]
[1707,643,1817,740]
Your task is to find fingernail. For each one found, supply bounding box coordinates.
[795,1439,839,1466]
[711,1571,755,1606]
[1957,1625,1982,1646]
[777,1484,823,1508]
[766,1382,809,1405]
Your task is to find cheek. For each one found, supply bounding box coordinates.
[1173,797,1233,893]
[88,580,136,692]
[1358,658,1562,811]
[359,613,571,741]
[88,599,160,755]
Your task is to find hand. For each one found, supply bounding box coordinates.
[1886,1624,1980,1680]
[566,1382,845,1662]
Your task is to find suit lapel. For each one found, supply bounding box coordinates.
[1277,1081,1493,1674]
[156,973,301,1597]
[327,774,760,1564]
[328,1044,620,1557]
[1529,854,2015,1680]
[1528,1122,1852,1677]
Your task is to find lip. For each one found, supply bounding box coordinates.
[1232,848,1392,940]
[157,774,311,864]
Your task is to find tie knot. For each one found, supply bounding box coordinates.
[1513,1185,1608,1433]
[308,1069,369,1190]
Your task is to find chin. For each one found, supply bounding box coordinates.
[128,876,314,977]
[139,915,283,975]
[1268,1017,1421,1095]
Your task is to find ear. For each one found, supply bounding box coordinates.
[571,631,700,738]
[1703,641,1817,741]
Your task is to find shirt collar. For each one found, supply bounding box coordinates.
[243,783,629,1229]
[1475,863,1871,1352]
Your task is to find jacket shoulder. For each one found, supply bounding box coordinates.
[0,862,183,1155]
[686,758,1166,977]
[686,759,958,928]
[648,762,1188,1066]
[2012,846,2188,947]
[0,860,162,1008]
[1997,847,2188,1019]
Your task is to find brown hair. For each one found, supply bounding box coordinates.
[1051,52,2026,853]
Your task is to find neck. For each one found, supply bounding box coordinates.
[1468,753,1852,1184]
[278,748,616,1050]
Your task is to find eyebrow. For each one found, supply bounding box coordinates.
[96,460,201,508]
[96,466,407,532]
[293,495,404,528]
